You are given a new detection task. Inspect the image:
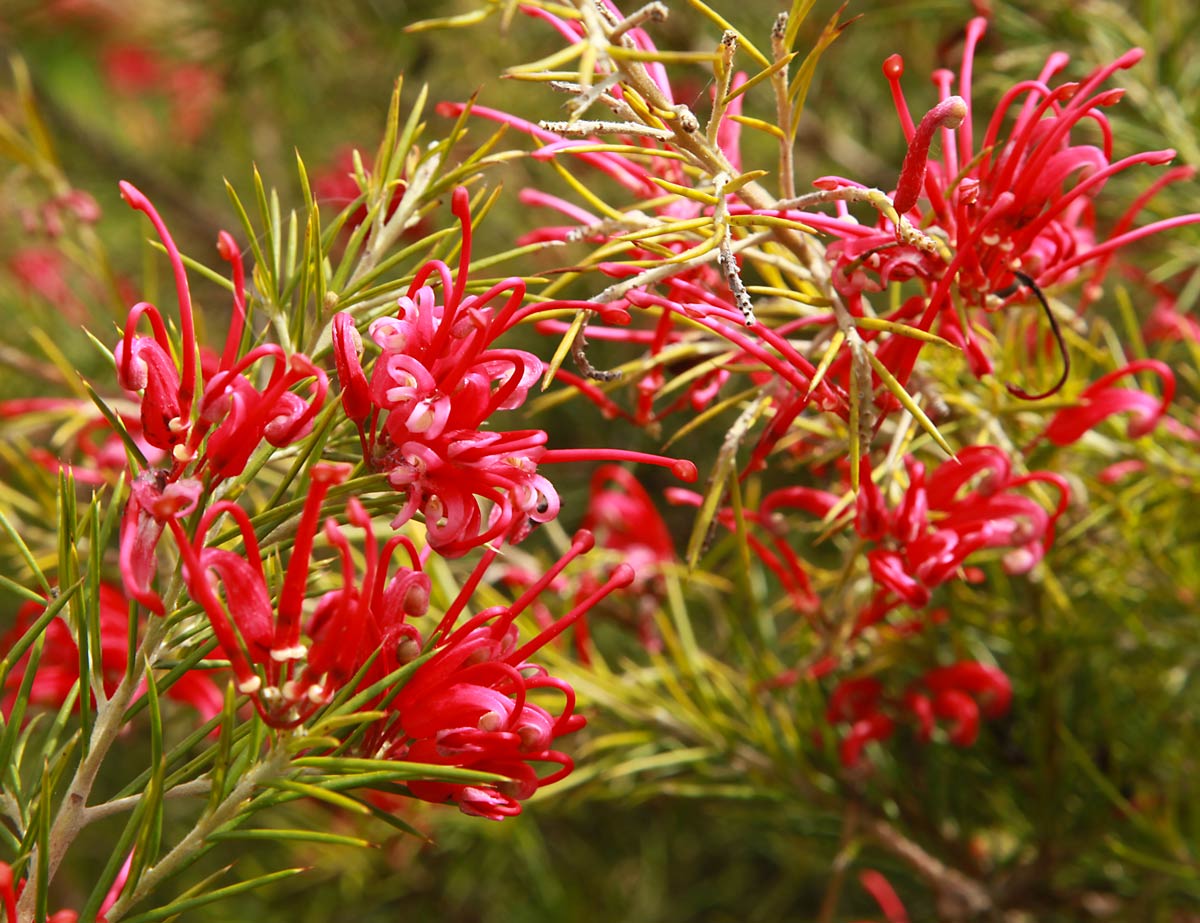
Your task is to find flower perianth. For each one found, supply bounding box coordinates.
[114,301,186,455]
[274,462,353,667]
[215,230,248,372]
[193,346,329,481]
[118,472,202,615]
[331,311,372,434]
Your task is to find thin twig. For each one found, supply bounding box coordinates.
[865,815,994,919]
[103,750,290,923]
[770,13,796,200]
[81,779,214,826]
[707,32,738,146]
[539,119,675,140]
[16,617,169,922]
[610,2,668,42]
[817,803,862,923]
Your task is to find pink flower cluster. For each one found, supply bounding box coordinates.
[333,187,696,557]
[332,188,555,557]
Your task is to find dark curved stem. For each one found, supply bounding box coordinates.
[1004,271,1070,401]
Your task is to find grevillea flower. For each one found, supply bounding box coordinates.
[782,17,1200,390]
[582,464,675,577]
[0,851,130,923]
[1142,280,1200,344]
[903,661,1012,747]
[825,676,895,769]
[331,189,554,556]
[119,472,202,616]
[174,455,629,815]
[115,183,327,611]
[895,20,1195,301]
[0,584,222,721]
[858,869,911,923]
[362,530,634,819]
[681,446,1065,637]
[828,661,1011,765]
[115,183,199,459]
[1040,359,1174,445]
[332,187,695,557]
[117,183,326,479]
[852,448,1069,625]
[169,463,353,724]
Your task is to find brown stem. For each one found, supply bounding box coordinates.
[817,803,861,923]
[865,815,995,920]
[770,13,796,200]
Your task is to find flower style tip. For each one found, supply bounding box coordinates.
[893,96,967,214]
[215,229,248,372]
[119,474,202,615]
[451,184,471,219]
[570,528,596,554]
[118,181,197,415]
[215,229,239,261]
[610,562,637,589]
[117,179,150,211]
[671,459,699,482]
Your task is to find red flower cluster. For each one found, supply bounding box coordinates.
[333,187,695,557]
[827,661,1012,768]
[802,17,1199,385]
[172,455,629,817]
[850,448,1069,625]
[1040,359,1175,446]
[380,530,631,818]
[572,464,678,658]
[113,183,327,612]
[687,445,1068,641]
